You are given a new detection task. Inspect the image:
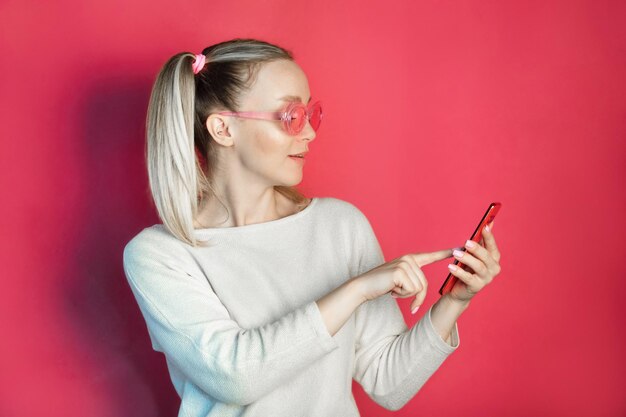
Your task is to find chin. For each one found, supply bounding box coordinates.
[278,173,303,187]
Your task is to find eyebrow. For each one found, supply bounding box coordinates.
[278,95,312,104]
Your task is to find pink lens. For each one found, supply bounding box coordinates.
[285,102,307,135]
[308,102,322,132]
[283,101,323,135]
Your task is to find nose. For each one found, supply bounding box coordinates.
[300,118,316,142]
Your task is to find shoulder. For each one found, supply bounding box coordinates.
[312,196,373,231]
[313,196,369,219]
[314,197,383,272]
[122,224,189,268]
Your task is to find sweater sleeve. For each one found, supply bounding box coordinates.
[350,210,460,411]
[122,237,340,406]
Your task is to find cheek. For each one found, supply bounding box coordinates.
[251,129,290,160]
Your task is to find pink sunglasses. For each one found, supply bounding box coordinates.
[215,100,323,136]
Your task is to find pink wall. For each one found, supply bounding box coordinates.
[2,1,624,416]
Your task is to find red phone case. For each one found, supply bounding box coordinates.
[438,202,502,296]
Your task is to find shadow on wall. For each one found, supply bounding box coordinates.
[63,78,179,416]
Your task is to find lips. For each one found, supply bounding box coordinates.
[288,151,308,158]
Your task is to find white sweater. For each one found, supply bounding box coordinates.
[122,196,460,416]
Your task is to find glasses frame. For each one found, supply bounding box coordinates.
[214,100,323,136]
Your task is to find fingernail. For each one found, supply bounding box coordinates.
[453,249,464,258]
[484,224,490,232]
[465,240,476,249]
[448,264,457,271]
[391,293,398,298]
[411,306,420,314]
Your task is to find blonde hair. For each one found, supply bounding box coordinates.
[145,38,309,247]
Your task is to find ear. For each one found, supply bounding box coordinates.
[206,114,234,147]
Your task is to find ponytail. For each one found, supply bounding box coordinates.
[146,52,210,247]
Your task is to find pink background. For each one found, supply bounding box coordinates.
[2,0,624,416]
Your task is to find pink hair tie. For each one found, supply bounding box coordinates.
[192,53,206,74]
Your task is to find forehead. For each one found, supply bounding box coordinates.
[243,59,311,106]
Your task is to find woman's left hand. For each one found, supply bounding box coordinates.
[447,221,502,304]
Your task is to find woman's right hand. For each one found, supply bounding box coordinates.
[354,248,456,313]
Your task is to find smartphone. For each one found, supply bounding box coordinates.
[438,202,502,296]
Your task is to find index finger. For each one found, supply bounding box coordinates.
[412,248,456,267]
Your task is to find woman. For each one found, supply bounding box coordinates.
[123,38,502,416]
